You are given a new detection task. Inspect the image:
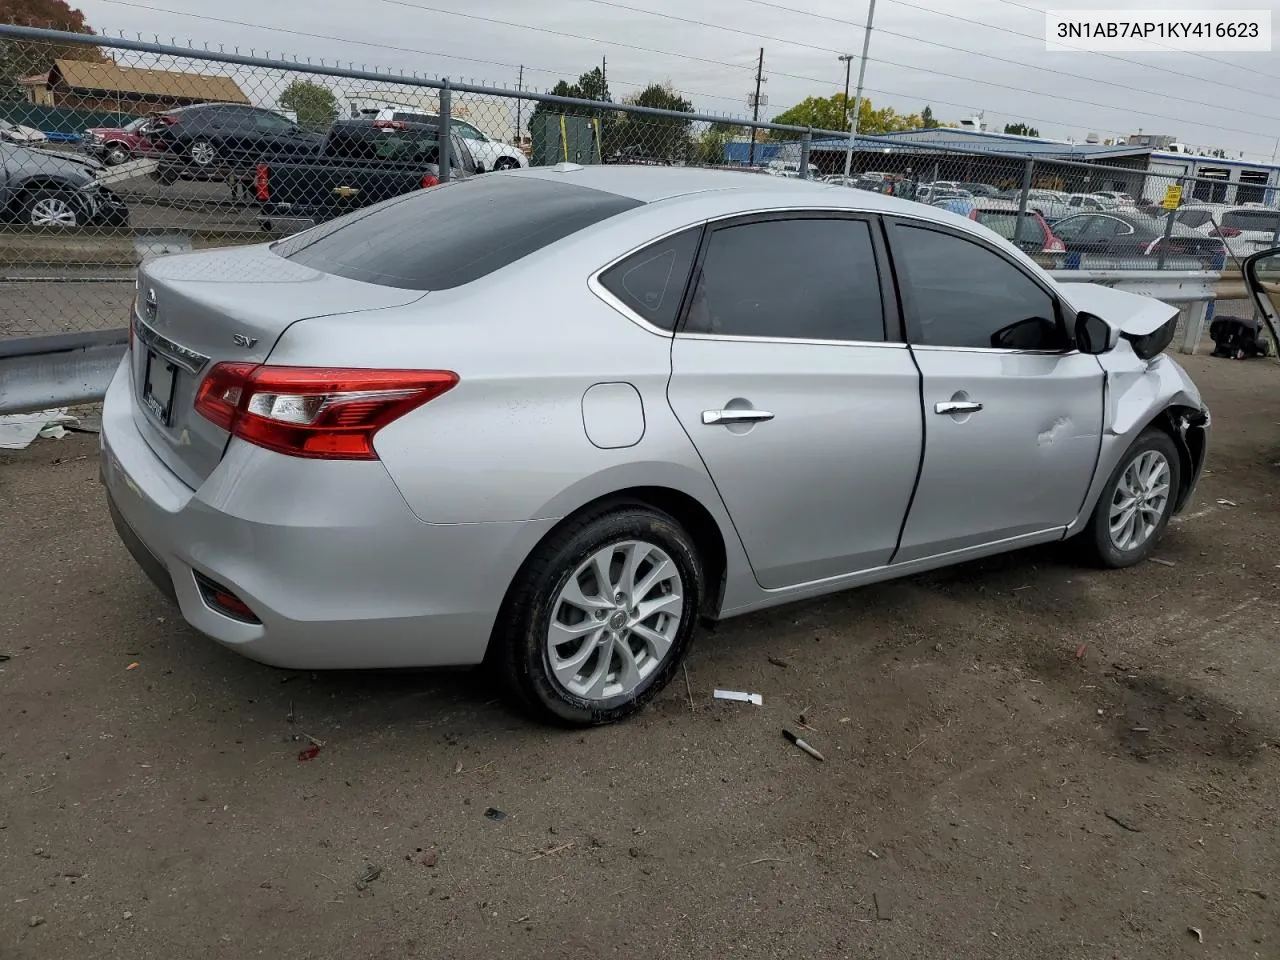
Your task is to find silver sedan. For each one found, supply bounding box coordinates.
[101,166,1209,725]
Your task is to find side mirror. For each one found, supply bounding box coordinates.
[1074,311,1116,355]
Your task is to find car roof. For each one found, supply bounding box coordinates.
[510,164,935,212]
[971,199,1022,210]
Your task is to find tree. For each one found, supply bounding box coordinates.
[1004,122,1040,137]
[768,94,922,140]
[613,82,693,159]
[920,105,940,129]
[0,0,106,94]
[527,66,615,150]
[696,121,745,165]
[278,79,337,130]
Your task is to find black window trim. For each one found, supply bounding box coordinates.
[883,215,1074,355]
[670,209,903,347]
[588,222,708,337]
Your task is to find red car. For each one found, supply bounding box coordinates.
[967,198,1065,254]
[82,116,158,166]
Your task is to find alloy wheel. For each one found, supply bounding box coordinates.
[1109,450,1171,551]
[29,197,79,227]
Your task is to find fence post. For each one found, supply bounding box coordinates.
[1015,156,1034,243]
[799,129,812,179]
[1155,177,1182,270]
[438,78,452,183]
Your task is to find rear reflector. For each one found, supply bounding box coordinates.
[255,163,269,201]
[193,571,261,624]
[194,364,459,459]
[420,174,439,188]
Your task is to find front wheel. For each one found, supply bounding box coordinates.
[494,506,703,725]
[188,139,217,167]
[1081,429,1181,568]
[493,156,521,171]
[22,188,82,228]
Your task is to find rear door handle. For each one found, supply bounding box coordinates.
[935,400,983,415]
[702,408,775,426]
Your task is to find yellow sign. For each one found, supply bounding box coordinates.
[332,185,360,199]
[1161,184,1182,210]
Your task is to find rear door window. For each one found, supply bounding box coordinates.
[1223,209,1280,232]
[274,176,642,290]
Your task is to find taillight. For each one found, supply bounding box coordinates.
[420,174,439,189]
[1208,226,1241,237]
[1046,236,1066,252]
[374,119,407,129]
[193,364,459,460]
[160,114,179,125]
[254,163,269,201]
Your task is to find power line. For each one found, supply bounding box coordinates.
[96,0,748,105]
[987,0,1280,83]
[731,0,1280,124]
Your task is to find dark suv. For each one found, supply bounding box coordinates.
[145,103,324,183]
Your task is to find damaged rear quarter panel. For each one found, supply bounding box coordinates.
[1064,344,1208,537]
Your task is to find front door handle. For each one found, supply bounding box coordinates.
[702,408,775,426]
[935,400,983,415]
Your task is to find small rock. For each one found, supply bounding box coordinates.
[628,847,640,858]
[28,916,45,928]
[934,643,943,653]
[123,911,133,920]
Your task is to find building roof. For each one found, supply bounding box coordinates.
[805,128,1152,162]
[49,58,249,104]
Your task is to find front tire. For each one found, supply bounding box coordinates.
[188,139,217,167]
[1081,429,1181,568]
[495,506,703,725]
[21,188,82,228]
[104,143,129,165]
[493,156,521,171]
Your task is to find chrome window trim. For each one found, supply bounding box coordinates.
[910,343,1080,357]
[132,311,211,374]
[676,332,907,349]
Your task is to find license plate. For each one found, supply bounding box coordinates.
[142,350,178,425]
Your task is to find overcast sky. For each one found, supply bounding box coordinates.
[74,0,1280,158]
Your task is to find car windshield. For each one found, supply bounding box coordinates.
[273,175,643,290]
[974,211,1045,244]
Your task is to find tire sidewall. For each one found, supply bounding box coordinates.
[507,509,703,725]
[1090,430,1181,567]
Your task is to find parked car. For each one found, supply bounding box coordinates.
[605,144,673,166]
[1093,190,1136,206]
[0,141,129,227]
[250,118,476,223]
[1175,203,1280,261]
[102,167,1209,724]
[0,118,47,145]
[917,185,972,204]
[966,198,1065,254]
[958,182,1000,197]
[1065,193,1121,212]
[358,106,527,173]
[82,116,157,166]
[1012,189,1073,223]
[1050,210,1227,265]
[145,103,324,183]
[765,160,819,179]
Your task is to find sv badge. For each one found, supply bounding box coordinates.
[232,333,259,348]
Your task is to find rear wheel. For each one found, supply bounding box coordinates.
[104,143,129,165]
[493,156,521,171]
[494,506,703,725]
[1081,429,1180,568]
[188,139,217,167]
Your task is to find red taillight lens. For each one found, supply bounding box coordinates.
[1046,236,1066,252]
[1208,226,1241,237]
[254,163,269,201]
[374,119,407,129]
[194,364,459,460]
[420,174,439,189]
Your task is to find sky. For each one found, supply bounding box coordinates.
[69,0,1280,159]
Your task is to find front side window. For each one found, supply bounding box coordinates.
[253,111,295,134]
[892,224,1064,351]
[683,217,885,342]
[455,122,485,141]
[597,228,701,331]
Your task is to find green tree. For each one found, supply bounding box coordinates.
[920,105,940,129]
[613,83,694,160]
[278,79,337,130]
[696,121,745,165]
[0,0,106,98]
[528,66,615,151]
[768,94,922,140]
[1003,122,1040,137]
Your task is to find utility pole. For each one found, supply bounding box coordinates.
[842,0,878,182]
[602,55,607,90]
[748,47,765,167]
[838,54,853,182]
[514,64,523,144]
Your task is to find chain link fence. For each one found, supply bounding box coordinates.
[2,24,1278,344]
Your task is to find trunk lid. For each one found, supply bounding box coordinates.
[131,243,426,488]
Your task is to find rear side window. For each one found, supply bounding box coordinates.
[274,177,642,290]
[683,217,885,342]
[597,228,700,331]
[1223,210,1280,231]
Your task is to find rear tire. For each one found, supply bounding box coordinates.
[1080,429,1181,568]
[104,143,129,165]
[494,505,703,726]
[493,156,521,171]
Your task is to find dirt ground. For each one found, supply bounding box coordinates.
[2,354,1279,960]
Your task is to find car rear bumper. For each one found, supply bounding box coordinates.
[100,356,555,670]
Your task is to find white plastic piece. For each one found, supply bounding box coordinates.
[714,689,763,706]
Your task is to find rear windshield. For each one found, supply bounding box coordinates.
[273,176,643,290]
[1176,209,1215,228]
[974,211,1045,244]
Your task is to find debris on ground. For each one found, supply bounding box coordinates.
[0,654,11,663]
[782,729,825,762]
[484,807,507,821]
[874,891,893,920]
[420,850,438,868]
[1188,926,1203,943]
[528,840,574,861]
[1149,557,1177,567]
[767,656,790,668]
[1104,810,1143,833]
[297,745,322,762]
[1075,644,1087,660]
[713,689,763,706]
[28,915,45,928]
[126,662,140,671]
[354,863,381,891]
[867,849,881,859]
[0,409,74,451]
[1216,499,1237,507]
